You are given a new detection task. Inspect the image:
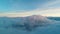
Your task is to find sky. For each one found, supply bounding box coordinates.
[0,0,60,17]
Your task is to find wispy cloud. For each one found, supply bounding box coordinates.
[0,8,60,17]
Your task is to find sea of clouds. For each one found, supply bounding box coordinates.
[0,15,60,34]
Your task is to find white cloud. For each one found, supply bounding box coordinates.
[40,0,60,9]
[0,8,60,17]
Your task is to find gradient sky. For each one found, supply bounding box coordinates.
[0,0,60,17]
[0,0,50,12]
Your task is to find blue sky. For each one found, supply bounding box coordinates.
[0,0,60,17]
[0,0,56,12]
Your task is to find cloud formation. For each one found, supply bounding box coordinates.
[0,15,52,31]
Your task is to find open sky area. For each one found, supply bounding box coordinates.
[0,0,60,17]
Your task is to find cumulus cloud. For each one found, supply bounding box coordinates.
[0,15,53,31]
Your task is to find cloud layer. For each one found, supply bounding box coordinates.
[0,15,52,31]
[0,8,60,17]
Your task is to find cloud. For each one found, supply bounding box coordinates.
[0,8,60,17]
[48,0,60,6]
[0,14,60,33]
[0,15,52,31]
[38,0,60,9]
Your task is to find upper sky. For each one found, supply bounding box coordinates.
[0,0,60,17]
[0,0,56,12]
